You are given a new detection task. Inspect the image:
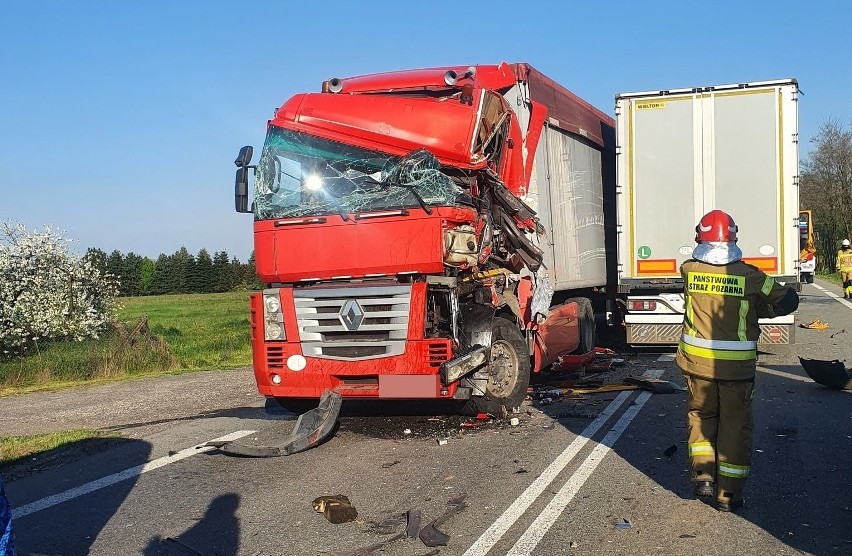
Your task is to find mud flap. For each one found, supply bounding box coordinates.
[799,357,852,390]
[205,390,343,457]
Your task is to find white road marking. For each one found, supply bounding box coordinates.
[12,430,255,519]
[759,367,851,394]
[758,367,813,383]
[811,283,852,309]
[463,370,663,556]
[507,391,654,555]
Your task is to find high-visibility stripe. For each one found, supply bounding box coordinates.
[679,341,757,361]
[761,276,775,296]
[685,297,697,337]
[718,462,750,478]
[681,335,756,351]
[689,442,714,457]
[738,300,749,341]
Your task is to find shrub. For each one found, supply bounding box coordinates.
[0,221,119,357]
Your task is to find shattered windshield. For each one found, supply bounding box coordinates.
[254,127,468,220]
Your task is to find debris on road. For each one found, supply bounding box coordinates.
[510,417,520,426]
[830,328,846,338]
[623,377,686,394]
[419,494,468,547]
[405,509,423,539]
[800,318,829,330]
[381,460,401,469]
[204,390,342,457]
[615,518,634,529]
[437,438,448,446]
[663,445,678,457]
[799,357,852,390]
[313,494,359,524]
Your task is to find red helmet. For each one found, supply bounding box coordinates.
[695,210,738,243]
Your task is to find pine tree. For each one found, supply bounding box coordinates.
[106,250,125,295]
[123,252,143,296]
[212,250,231,292]
[149,254,173,295]
[172,247,193,293]
[140,257,155,295]
[195,248,214,293]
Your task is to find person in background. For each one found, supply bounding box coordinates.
[836,239,852,299]
[676,210,799,512]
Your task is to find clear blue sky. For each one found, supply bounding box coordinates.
[1,1,849,261]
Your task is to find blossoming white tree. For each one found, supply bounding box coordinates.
[0,221,119,356]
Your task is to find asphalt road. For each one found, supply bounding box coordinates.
[3,280,851,556]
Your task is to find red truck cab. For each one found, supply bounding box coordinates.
[234,63,615,414]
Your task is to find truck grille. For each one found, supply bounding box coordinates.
[294,285,411,360]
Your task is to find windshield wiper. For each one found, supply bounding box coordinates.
[375,178,433,215]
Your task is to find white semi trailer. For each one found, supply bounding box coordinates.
[615,79,800,345]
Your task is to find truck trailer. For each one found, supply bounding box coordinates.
[615,79,800,345]
[233,63,616,415]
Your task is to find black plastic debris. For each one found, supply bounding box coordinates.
[420,494,468,547]
[624,377,686,394]
[799,357,852,390]
[663,445,678,457]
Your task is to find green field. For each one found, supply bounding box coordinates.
[0,291,253,395]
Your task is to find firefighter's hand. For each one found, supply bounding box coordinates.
[756,300,777,319]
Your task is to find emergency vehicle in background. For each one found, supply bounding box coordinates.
[234,63,617,414]
[615,79,801,345]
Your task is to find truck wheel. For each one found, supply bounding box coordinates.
[462,317,530,416]
[565,297,597,354]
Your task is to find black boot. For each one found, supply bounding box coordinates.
[717,492,744,512]
[694,480,714,499]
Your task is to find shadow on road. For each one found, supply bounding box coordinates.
[7,437,152,556]
[143,493,241,556]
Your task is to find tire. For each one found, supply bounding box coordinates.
[462,317,531,416]
[565,297,597,354]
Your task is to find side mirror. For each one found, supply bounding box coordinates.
[235,145,253,168]
[235,167,250,213]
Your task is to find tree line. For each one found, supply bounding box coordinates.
[84,247,263,296]
[800,119,852,271]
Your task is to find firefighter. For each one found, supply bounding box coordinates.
[837,239,852,299]
[676,210,799,512]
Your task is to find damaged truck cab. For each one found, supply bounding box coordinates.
[235,63,616,414]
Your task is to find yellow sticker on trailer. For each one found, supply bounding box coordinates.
[636,101,667,110]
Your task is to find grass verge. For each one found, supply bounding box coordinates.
[816,270,841,286]
[0,429,119,467]
[0,291,253,394]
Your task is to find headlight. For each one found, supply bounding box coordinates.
[265,321,284,341]
[264,295,281,313]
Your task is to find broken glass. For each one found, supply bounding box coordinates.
[254,128,469,220]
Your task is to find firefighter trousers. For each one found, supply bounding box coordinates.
[684,375,754,501]
[842,270,852,297]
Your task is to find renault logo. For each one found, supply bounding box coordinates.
[339,299,365,331]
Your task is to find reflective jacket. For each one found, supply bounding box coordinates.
[837,249,852,272]
[676,259,796,381]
